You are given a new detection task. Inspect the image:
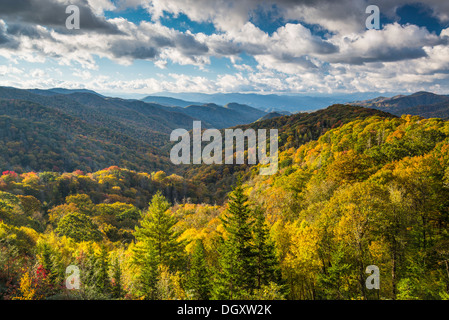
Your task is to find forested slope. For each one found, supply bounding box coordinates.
[2,113,448,300]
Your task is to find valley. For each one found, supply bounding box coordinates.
[1,86,449,301]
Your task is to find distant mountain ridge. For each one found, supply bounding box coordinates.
[350,91,449,119]
[166,102,268,129]
[142,96,270,128]
[257,112,285,121]
[141,95,202,108]
[28,88,104,97]
[146,91,390,113]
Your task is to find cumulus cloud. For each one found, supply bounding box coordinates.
[0,0,121,34]
[327,23,449,64]
[121,0,449,34]
[0,0,449,94]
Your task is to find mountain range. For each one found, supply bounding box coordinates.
[0,87,272,173]
[0,86,394,175]
[144,92,391,113]
[349,91,449,119]
[1,86,449,175]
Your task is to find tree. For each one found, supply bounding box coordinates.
[253,207,281,289]
[316,243,352,299]
[14,272,38,300]
[137,243,160,300]
[55,212,102,242]
[76,245,111,299]
[134,192,183,270]
[65,194,94,215]
[95,245,110,295]
[37,242,63,291]
[111,256,123,299]
[187,239,211,300]
[213,184,256,299]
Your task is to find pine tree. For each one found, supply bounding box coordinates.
[138,243,160,300]
[253,207,281,289]
[187,239,211,300]
[95,245,110,295]
[134,191,183,271]
[38,243,64,293]
[78,245,111,299]
[40,243,53,275]
[213,183,256,299]
[111,256,123,299]
[82,245,97,290]
[49,250,64,290]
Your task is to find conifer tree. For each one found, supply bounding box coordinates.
[78,245,100,299]
[40,243,53,275]
[82,246,97,290]
[48,250,64,290]
[37,243,54,295]
[187,239,211,300]
[95,245,110,295]
[213,183,256,299]
[134,191,183,270]
[138,243,159,300]
[253,207,281,289]
[111,256,123,299]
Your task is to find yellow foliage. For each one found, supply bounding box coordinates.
[14,272,40,300]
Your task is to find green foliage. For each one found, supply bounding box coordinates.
[253,207,282,289]
[134,192,184,270]
[137,243,160,300]
[55,212,103,242]
[214,184,256,299]
[111,256,123,299]
[2,110,449,300]
[187,240,211,300]
[95,245,111,294]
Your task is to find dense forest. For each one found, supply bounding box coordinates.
[182,104,396,203]
[1,113,449,300]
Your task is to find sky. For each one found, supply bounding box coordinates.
[0,0,449,97]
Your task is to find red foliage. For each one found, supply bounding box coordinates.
[106,166,121,171]
[2,171,18,178]
[73,170,84,176]
[35,264,48,282]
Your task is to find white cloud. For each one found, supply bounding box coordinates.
[87,0,117,14]
[326,23,446,64]
[0,0,448,94]
[30,69,47,78]
[0,65,23,76]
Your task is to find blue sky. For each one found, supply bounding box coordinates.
[0,0,448,97]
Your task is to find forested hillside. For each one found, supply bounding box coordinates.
[0,87,267,174]
[1,113,448,300]
[183,105,396,202]
[0,99,171,173]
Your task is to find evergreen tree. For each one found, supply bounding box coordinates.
[316,243,352,299]
[138,243,160,300]
[187,239,211,300]
[134,191,183,270]
[37,243,64,294]
[253,207,281,289]
[111,256,123,299]
[213,183,256,299]
[95,245,110,295]
[37,243,55,295]
[82,246,97,290]
[48,250,64,290]
[40,243,53,275]
[78,245,99,299]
